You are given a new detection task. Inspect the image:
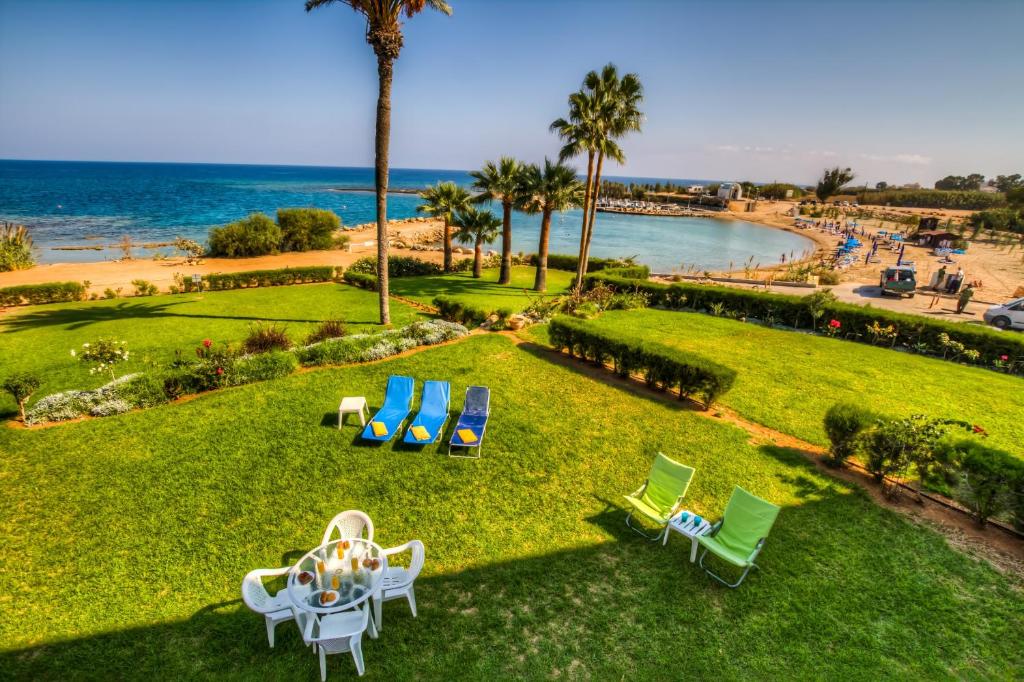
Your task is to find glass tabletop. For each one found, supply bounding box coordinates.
[287,538,386,614]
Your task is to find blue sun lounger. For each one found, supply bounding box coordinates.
[361,375,414,442]
[402,380,450,445]
[448,386,490,458]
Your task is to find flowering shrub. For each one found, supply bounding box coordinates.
[824,319,841,337]
[865,321,897,347]
[72,339,130,379]
[90,399,132,417]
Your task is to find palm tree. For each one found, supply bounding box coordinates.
[305,0,453,325]
[452,206,502,278]
[816,167,855,203]
[552,64,643,289]
[469,157,523,285]
[517,158,584,292]
[417,181,471,272]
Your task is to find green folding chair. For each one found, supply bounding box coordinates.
[697,486,780,588]
[624,453,696,541]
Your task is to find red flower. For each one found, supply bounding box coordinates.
[1000,355,1009,362]
[828,319,841,329]
[972,424,986,434]
[203,338,212,348]
[216,367,224,375]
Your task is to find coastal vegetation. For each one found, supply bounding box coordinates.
[815,166,855,202]
[277,207,342,251]
[452,206,501,278]
[306,0,454,326]
[416,181,471,271]
[469,156,525,285]
[855,188,1006,210]
[516,159,584,291]
[2,332,1022,678]
[207,209,346,257]
[0,223,34,272]
[207,213,281,257]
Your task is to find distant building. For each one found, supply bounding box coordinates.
[717,182,743,200]
[901,182,921,190]
[979,184,999,194]
[687,185,705,194]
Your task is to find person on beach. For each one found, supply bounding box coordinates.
[956,284,975,314]
[780,253,786,264]
[946,267,964,293]
[934,265,947,291]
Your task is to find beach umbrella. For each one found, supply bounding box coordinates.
[896,244,905,266]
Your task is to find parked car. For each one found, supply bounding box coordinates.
[879,265,917,298]
[983,297,1024,330]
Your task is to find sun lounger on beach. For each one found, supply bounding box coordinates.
[361,375,414,443]
[402,380,450,445]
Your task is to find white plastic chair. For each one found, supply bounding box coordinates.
[241,567,295,648]
[299,603,376,679]
[373,540,425,631]
[321,510,374,546]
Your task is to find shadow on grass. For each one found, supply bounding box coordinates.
[3,488,1014,679]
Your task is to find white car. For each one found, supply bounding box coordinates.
[983,297,1024,330]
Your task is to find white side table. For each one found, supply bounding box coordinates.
[338,396,369,429]
[663,512,714,562]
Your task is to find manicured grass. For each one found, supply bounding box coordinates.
[1,335,1021,678]
[0,283,425,415]
[389,266,573,311]
[529,309,1024,457]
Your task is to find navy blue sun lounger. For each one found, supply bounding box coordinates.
[448,385,490,458]
[361,375,414,442]
[402,380,450,445]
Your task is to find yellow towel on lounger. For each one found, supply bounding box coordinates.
[457,428,477,444]
[410,425,430,441]
[371,421,388,437]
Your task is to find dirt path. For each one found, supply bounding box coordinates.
[503,331,1024,575]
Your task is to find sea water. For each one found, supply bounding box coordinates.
[0,160,812,271]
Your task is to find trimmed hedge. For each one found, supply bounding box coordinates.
[548,316,736,409]
[347,256,442,277]
[184,266,338,292]
[600,265,651,280]
[433,295,513,329]
[933,438,1024,527]
[526,253,632,273]
[585,273,1024,374]
[343,270,378,291]
[0,281,87,306]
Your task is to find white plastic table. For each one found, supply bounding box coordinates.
[338,396,369,429]
[287,538,387,630]
[663,512,714,562]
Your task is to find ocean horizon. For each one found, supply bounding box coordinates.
[0,159,813,271]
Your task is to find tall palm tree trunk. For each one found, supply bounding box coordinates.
[374,56,393,325]
[581,151,605,278]
[499,201,513,285]
[443,217,453,272]
[574,152,596,291]
[473,238,483,278]
[534,209,552,292]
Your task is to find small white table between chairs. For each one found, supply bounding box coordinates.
[663,511,713,562]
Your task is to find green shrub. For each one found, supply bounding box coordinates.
[277,208,341,252]
[294,320,469,367]
[347,255,442,277]
[548,316,736,409]
[0,224,35,272]
[191,266,336,292]
[233,351,298,384]
[585,273,1024,374]
[855,189,1006,210]
[131,279,159,296]
[343,270,378,291]
[243,322,291,354]
[933,438,1020,526]
[1009,466,1024,532]
[2,372,41,422]
[599,265,651,280]
[207,213,281,257]
[434,295,486,327]
[527,253,632,273]
[305,319,347,345]
[969,208,1023,235]
[823,403,878,467]
[110,373,169,409]
[0,281,86,306]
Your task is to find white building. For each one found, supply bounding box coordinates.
[687,185,705,194]
[717,182,743,200]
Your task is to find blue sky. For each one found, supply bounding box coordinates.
[1,0,1021,184]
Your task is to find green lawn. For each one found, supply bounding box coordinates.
[389,266,573,311]
[529,309,1024,458]
[1,334,1021,678]
[0,283,425,416]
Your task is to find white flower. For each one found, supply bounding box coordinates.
[83,343,90,348]
[70,349,76,357]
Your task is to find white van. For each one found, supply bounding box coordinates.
[983,298,1024,330]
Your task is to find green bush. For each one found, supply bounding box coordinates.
[131,279,159,296]
[294,320,469,368]
[527,253,632,273]
[0,224,35,272]
[110,373,169,409]
[856,189,1006,210]
[343,271,378,291]
[933,438,1021,526]
[600,265,651,280]
[548,316,736,409]
[243,322,291,354]
[190,266,336,292]
[233,351,298,384]
[347,255,442,277]
[305,319,347,345]
[823,403,878,467]
[969,208,1023,235]
[2,372,41,421]
[277,208,341,252]
[585,273,1024,374]
[432,295,516,330]
[0,281,86,306]
[207,213,281,257]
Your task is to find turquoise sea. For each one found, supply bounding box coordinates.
[0,160,812,271]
